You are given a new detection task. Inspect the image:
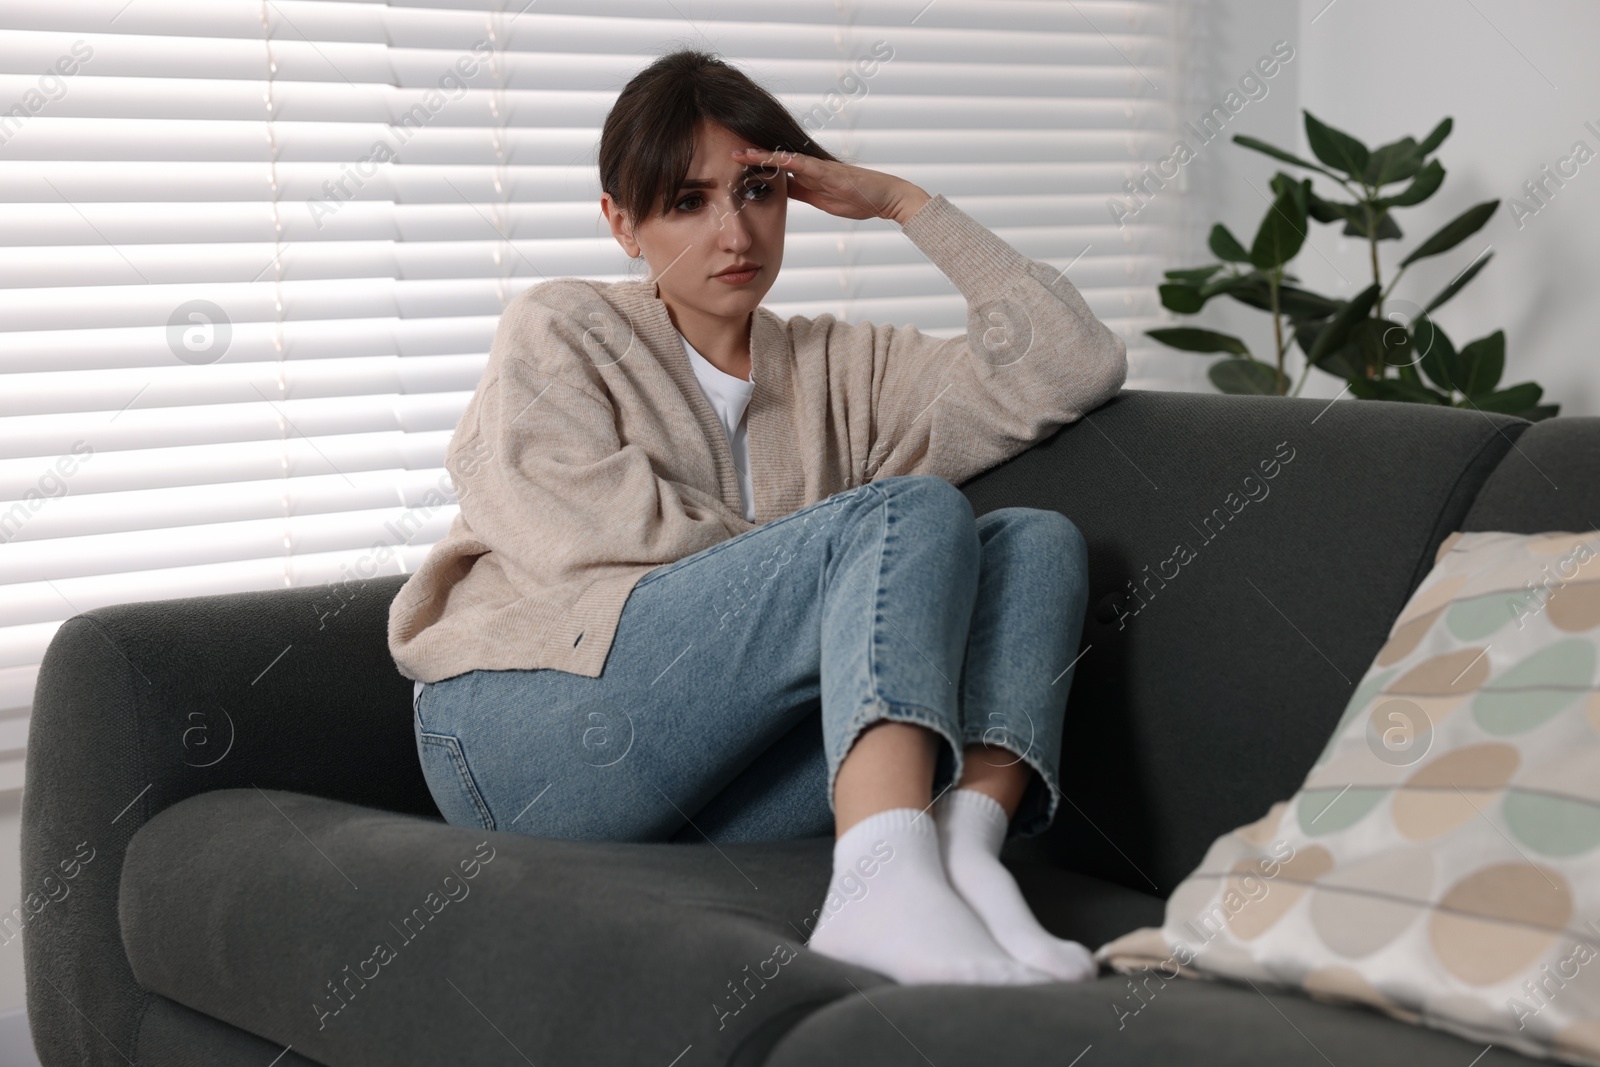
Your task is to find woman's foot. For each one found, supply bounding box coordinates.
[933,787,1098,982]
[805,806,1053,985]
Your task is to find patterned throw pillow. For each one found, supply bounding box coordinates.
[1094,529,1600,1066]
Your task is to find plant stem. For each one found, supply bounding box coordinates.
[1291,355,1314,397]
[1379,264,1408,304]
[1368,238,1382,314]
[1270,267,1285,394]
[1367,196,1382,380]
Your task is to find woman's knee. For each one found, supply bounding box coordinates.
[866,473,975,526]
[863,475,979,563]
[978,509,1089,611]
[980,506,1086,559]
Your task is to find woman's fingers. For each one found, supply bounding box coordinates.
[729,146,893,220]
[733,147,800,187]
[733,146,820,203]
[733,146,794,167]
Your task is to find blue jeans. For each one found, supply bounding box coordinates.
[413,474,1090,844]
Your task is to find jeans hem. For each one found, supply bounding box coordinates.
[959,725,1060,839]
[828,697,965,819]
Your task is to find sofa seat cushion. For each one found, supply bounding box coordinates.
[118,788,1163,1067]
[760,975,1550,1067]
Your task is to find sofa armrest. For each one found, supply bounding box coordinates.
[22,573,429,1066]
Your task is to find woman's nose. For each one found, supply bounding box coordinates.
[713,198,753,248]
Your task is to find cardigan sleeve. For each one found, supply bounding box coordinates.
[859,193,1128,487]
[447,299,746,596]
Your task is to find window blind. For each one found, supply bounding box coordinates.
[0,0,1182,793]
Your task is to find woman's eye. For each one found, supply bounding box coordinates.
[673,182,773,213]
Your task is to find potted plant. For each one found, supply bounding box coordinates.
[1149,110,1558,421]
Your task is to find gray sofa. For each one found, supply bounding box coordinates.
[23,389,1600,1067]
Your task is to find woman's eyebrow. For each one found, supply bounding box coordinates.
[677,164,774,190]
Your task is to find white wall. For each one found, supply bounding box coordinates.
[0,792,22,1014]
[1295,0,1599,416]
[1171,0,1598,416]
[1165,0,1304,392]
[0,788,40,1064]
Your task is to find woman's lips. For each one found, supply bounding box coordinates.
[713,266,759,285]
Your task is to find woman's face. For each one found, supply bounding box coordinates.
[603,119,787,325]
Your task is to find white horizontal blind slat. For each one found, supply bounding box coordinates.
[0,1,1182,770]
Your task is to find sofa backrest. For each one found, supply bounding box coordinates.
[1459,413,1600,534]
[961,390,1598,897]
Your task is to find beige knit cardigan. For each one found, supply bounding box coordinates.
[387,192,1128,683]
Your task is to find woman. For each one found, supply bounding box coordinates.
[388,49,1128,988]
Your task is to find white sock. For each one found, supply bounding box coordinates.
[804,806,1052,986]
[934,788,1097,982]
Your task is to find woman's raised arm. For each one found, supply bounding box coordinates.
[837,193,1128,488]
[746,147,1128,488]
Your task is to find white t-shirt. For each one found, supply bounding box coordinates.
[679,331,756,523]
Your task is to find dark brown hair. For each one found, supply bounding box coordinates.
[600,48,847,229]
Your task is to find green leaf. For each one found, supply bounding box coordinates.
[1349,317,1415,377]
[1159,282,1205,314]
[1226,279,1342,320]
[1267,171,1301,200]
[1146,327,1251,356]
[1416,117,1453,156]
[1295,319,1325,356]
[1304,110,1370,178]
[1231,134,1344,181]
[1278,286,1343,320]
[1298,325,1366,380]
[1349,377,1449,405]
[1209,358,1283,395]
[1307,283,1382,365]
[1458,330,1506,397]
[1412,315,1462,393]
[1250,177,1310,270]
[1306,190,1351,224]
[1464,382,1541,414]
[1208,224,1251,263]
[1163,265,1225,285]
[1422,252,1492,314]
[1400,200,1499,266]
[1197,273,1255,300]
[1341,209,1403,241]
[1363,137,1425,186]
[1375,159,1445,209]
[1396,356,1423,387]
[1375,314,1424,373]
[1516,403,1560,422]
[1159,271,1256,311]
[1385,379,1452,404]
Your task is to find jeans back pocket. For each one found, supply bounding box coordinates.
[415,717,497,832]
